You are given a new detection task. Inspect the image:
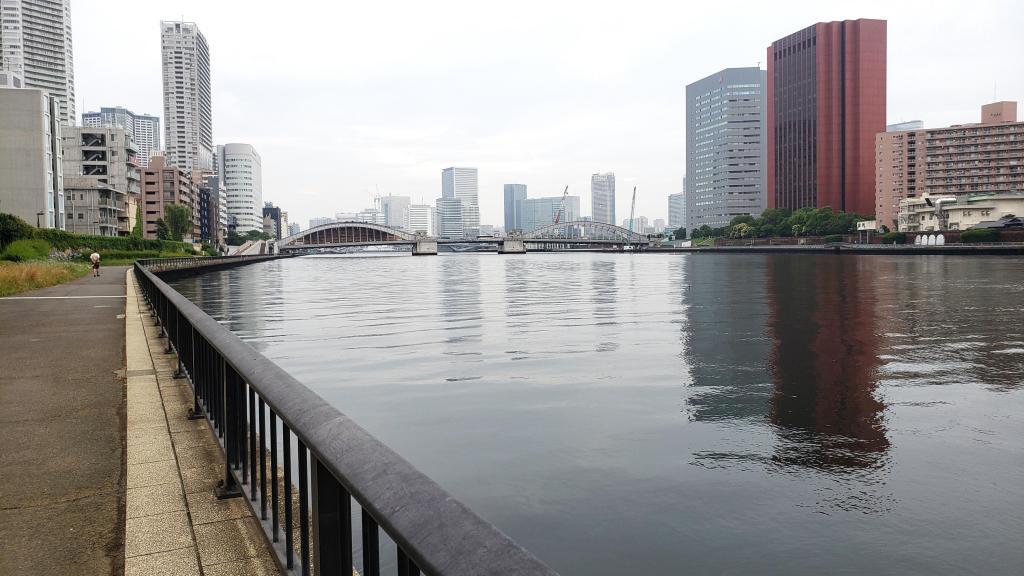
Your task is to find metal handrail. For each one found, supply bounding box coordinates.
[133,258,557,576]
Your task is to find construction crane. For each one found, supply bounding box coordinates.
[552,185,570,224]
[626,186,638,250]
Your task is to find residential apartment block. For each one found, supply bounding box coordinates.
[140,155,197,240]
[878,101,1023,229]
[0,0,76,124]
[82,107,161,167]
[161,20,213,173]
[0,87,64,228]
[61,126,142,236]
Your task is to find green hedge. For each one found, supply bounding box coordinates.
[32,228,191,253]
[823,235,843,243]
[880,232,906,244]
[2,239,51,261]
[960,228,1000,243]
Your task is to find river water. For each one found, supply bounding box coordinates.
[171,253,1024,575]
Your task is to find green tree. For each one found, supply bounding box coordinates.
[155,218,170,240]
[163,204,192,242]
[729,222,753,239]
[132,206,143,238]
[672,227,686,240]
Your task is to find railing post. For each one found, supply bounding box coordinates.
[215,361,243,499]
[187,332,204,420]
[313,459,352,576]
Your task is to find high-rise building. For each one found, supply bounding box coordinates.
[686,67,767,231]
[590,173,615,224]
[519,196,580,232]
[408,203,433,235]
[503,183,527,232]
[668,192,684,231]
[161,20,212,173]
[766,19,886,216]
[140,155,197,240]
[309,216,334,228]
[653,218,666,232]
[878,101,1024,230]
[196,173,223,244]
[262,202,282,239]
[287,222,300,236]
[435,197,463,238]
[887,120,923,132]
[216,143,262,232]
[82,107,161,167]
[441,167,479,237]
[622,215,649,232]
[380,195,411,229]
[0,0,75,124]
[355,207,384,224]
[0,87,63,227]
[61,126,142,236]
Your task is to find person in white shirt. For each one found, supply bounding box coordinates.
[89,252,101,277]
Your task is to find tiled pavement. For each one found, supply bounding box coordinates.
[124,270,281,576]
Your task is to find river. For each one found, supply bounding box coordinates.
[170,252,1024,575]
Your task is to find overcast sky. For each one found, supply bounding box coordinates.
[74,0,1024,228]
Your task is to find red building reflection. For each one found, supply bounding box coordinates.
[766,255,889,469]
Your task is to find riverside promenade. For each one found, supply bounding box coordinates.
[0,267,129,575]
[0,268,279,575]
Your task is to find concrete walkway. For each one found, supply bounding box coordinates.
[124,270,280,576]
[0,266,130,575]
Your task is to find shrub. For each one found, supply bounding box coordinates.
[960,228,1000,243]
[2,239,51,261]
[30,228,190,253]
[0,213,35,249]
[823,235,843,244]
[880,232,906,244]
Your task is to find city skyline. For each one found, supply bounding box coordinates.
[70,1,1023,227]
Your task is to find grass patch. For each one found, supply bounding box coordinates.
[0,261,91,296]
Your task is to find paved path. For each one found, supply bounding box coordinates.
[0,266,130,576]
[124,271,280,576]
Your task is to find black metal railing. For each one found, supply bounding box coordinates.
[133,258,557,576]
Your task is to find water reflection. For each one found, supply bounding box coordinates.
[766,256,889,472]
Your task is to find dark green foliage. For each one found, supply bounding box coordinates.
[823,235,843,243]
[132,207,143,238]
[960,228,1000,243]
[163,204,192,241]
[879,224,891,234]
[2,239,51,261]
[690,207,869,239]
[227,229,272,245]
[29,227,190,253]
[672,227,686,240]
[155,218,170,240]
[880,232,906,244]
[0,213,35,249]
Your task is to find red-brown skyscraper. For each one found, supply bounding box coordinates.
[766,19,886,216]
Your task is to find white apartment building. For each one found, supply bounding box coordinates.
[898,192,1024,232]
[82,107,161,167]
[408,204,433,235]
[161,20,212,173]
[591,173,615,225]
[441,167,479,237]
[217,143,262,232]
[0,0,75,124]
[0,87,64,227]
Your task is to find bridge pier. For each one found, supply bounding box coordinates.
[412,233,438,256]
[498,232,526,254]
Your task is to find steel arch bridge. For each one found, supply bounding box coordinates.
[279,221,418,249]
[523,221,649,245]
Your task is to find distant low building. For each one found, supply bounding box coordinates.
[309,216,334,228]
[898,192,1024,232]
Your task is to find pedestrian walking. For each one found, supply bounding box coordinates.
[89,251,101,277]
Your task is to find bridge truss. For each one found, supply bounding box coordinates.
[523,221,649,245]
